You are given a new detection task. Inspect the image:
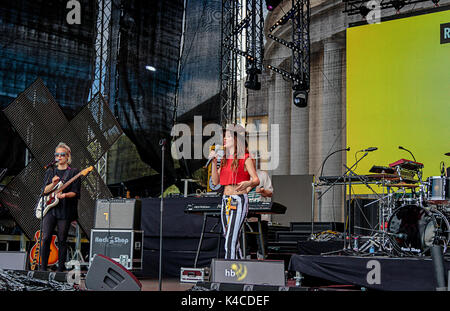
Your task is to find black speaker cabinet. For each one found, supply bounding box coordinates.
[85,254,142,291]
[94,199,141,230]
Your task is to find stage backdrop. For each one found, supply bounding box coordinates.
[346,8,450,193]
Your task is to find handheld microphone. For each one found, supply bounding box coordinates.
[44,159,59,170]
[204,145,223,168]
[361,147,377,152]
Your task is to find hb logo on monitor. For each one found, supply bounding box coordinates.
[441,23,450,44]
[224,263,248,281]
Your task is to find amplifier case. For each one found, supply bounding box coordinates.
[180,267,210,283]
[94,199,141,230]
[89,229,143,270]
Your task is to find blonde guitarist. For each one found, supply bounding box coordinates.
[40,142,81,272]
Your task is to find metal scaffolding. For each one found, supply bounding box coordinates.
[89,0,121,182]
[220,0,265,126]
[267,0,311,106]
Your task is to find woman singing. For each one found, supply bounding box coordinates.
[210,125,259,259]
[41,142,81,271]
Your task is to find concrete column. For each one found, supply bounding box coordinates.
[270,72,291,175]
[319,39,345,222]
[290,97,309,175]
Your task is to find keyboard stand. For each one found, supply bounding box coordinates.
[194,212,222,268]
[242,214,266,259]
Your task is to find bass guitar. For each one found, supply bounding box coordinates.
[35,166,93,219]
[29,230,58,270]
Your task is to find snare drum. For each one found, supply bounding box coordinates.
[427,176,450,204]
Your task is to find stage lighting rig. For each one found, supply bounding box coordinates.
[266,0,283,11]
[267,0,310,108]
[220,0,264,125]
[391,0,406,11]
[267,65,301,83]
[293,82,308,107]
[267,34,301,52]
[245,67,262,90]
[268,2,301,33]
[343,0,435,17]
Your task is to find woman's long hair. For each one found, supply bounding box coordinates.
[220,124,247,171]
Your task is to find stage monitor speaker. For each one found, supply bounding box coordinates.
[85,254,142,291]
[210,259,285,286]
[94,199,141,230]
[0,251,27,270]
[271,175,313,226]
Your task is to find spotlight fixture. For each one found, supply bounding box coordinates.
[245,68,262,91]
[391,0,405,11]
[358,5,371,18]
[292,82,309,107]
[145,65,156,71]
[266,0,283,11]
[293,89,308,107]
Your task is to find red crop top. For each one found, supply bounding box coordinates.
[219,153,250,185]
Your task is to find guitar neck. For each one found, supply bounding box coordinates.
[57,171,82,193]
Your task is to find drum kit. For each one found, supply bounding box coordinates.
[360,155,450,257]
[317,152,450,257]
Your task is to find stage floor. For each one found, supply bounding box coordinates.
[139,278,196,291]
[289,254,450,291]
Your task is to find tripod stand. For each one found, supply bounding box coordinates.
[320,151,373,255]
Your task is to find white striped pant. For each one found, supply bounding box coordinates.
[221,194,249,260]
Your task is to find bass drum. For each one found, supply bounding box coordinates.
[387,204,449,256]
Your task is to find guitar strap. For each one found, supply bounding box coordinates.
[61,167,71,184]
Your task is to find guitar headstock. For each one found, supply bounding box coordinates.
[81,166,94,176]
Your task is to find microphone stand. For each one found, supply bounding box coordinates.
[399,146,423,182]
[158,138,166,291]
[313,148,348,237]
[399,146,416,162]
[319,148,349,178]
[320,151,371,255]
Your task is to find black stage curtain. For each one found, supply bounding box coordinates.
[116,0,183,184]
[0,0,97,175]
[172,0,222,178]
[289,254,450,291]
[140,197,224,277]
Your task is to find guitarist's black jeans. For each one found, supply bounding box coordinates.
[41,213,71,272]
